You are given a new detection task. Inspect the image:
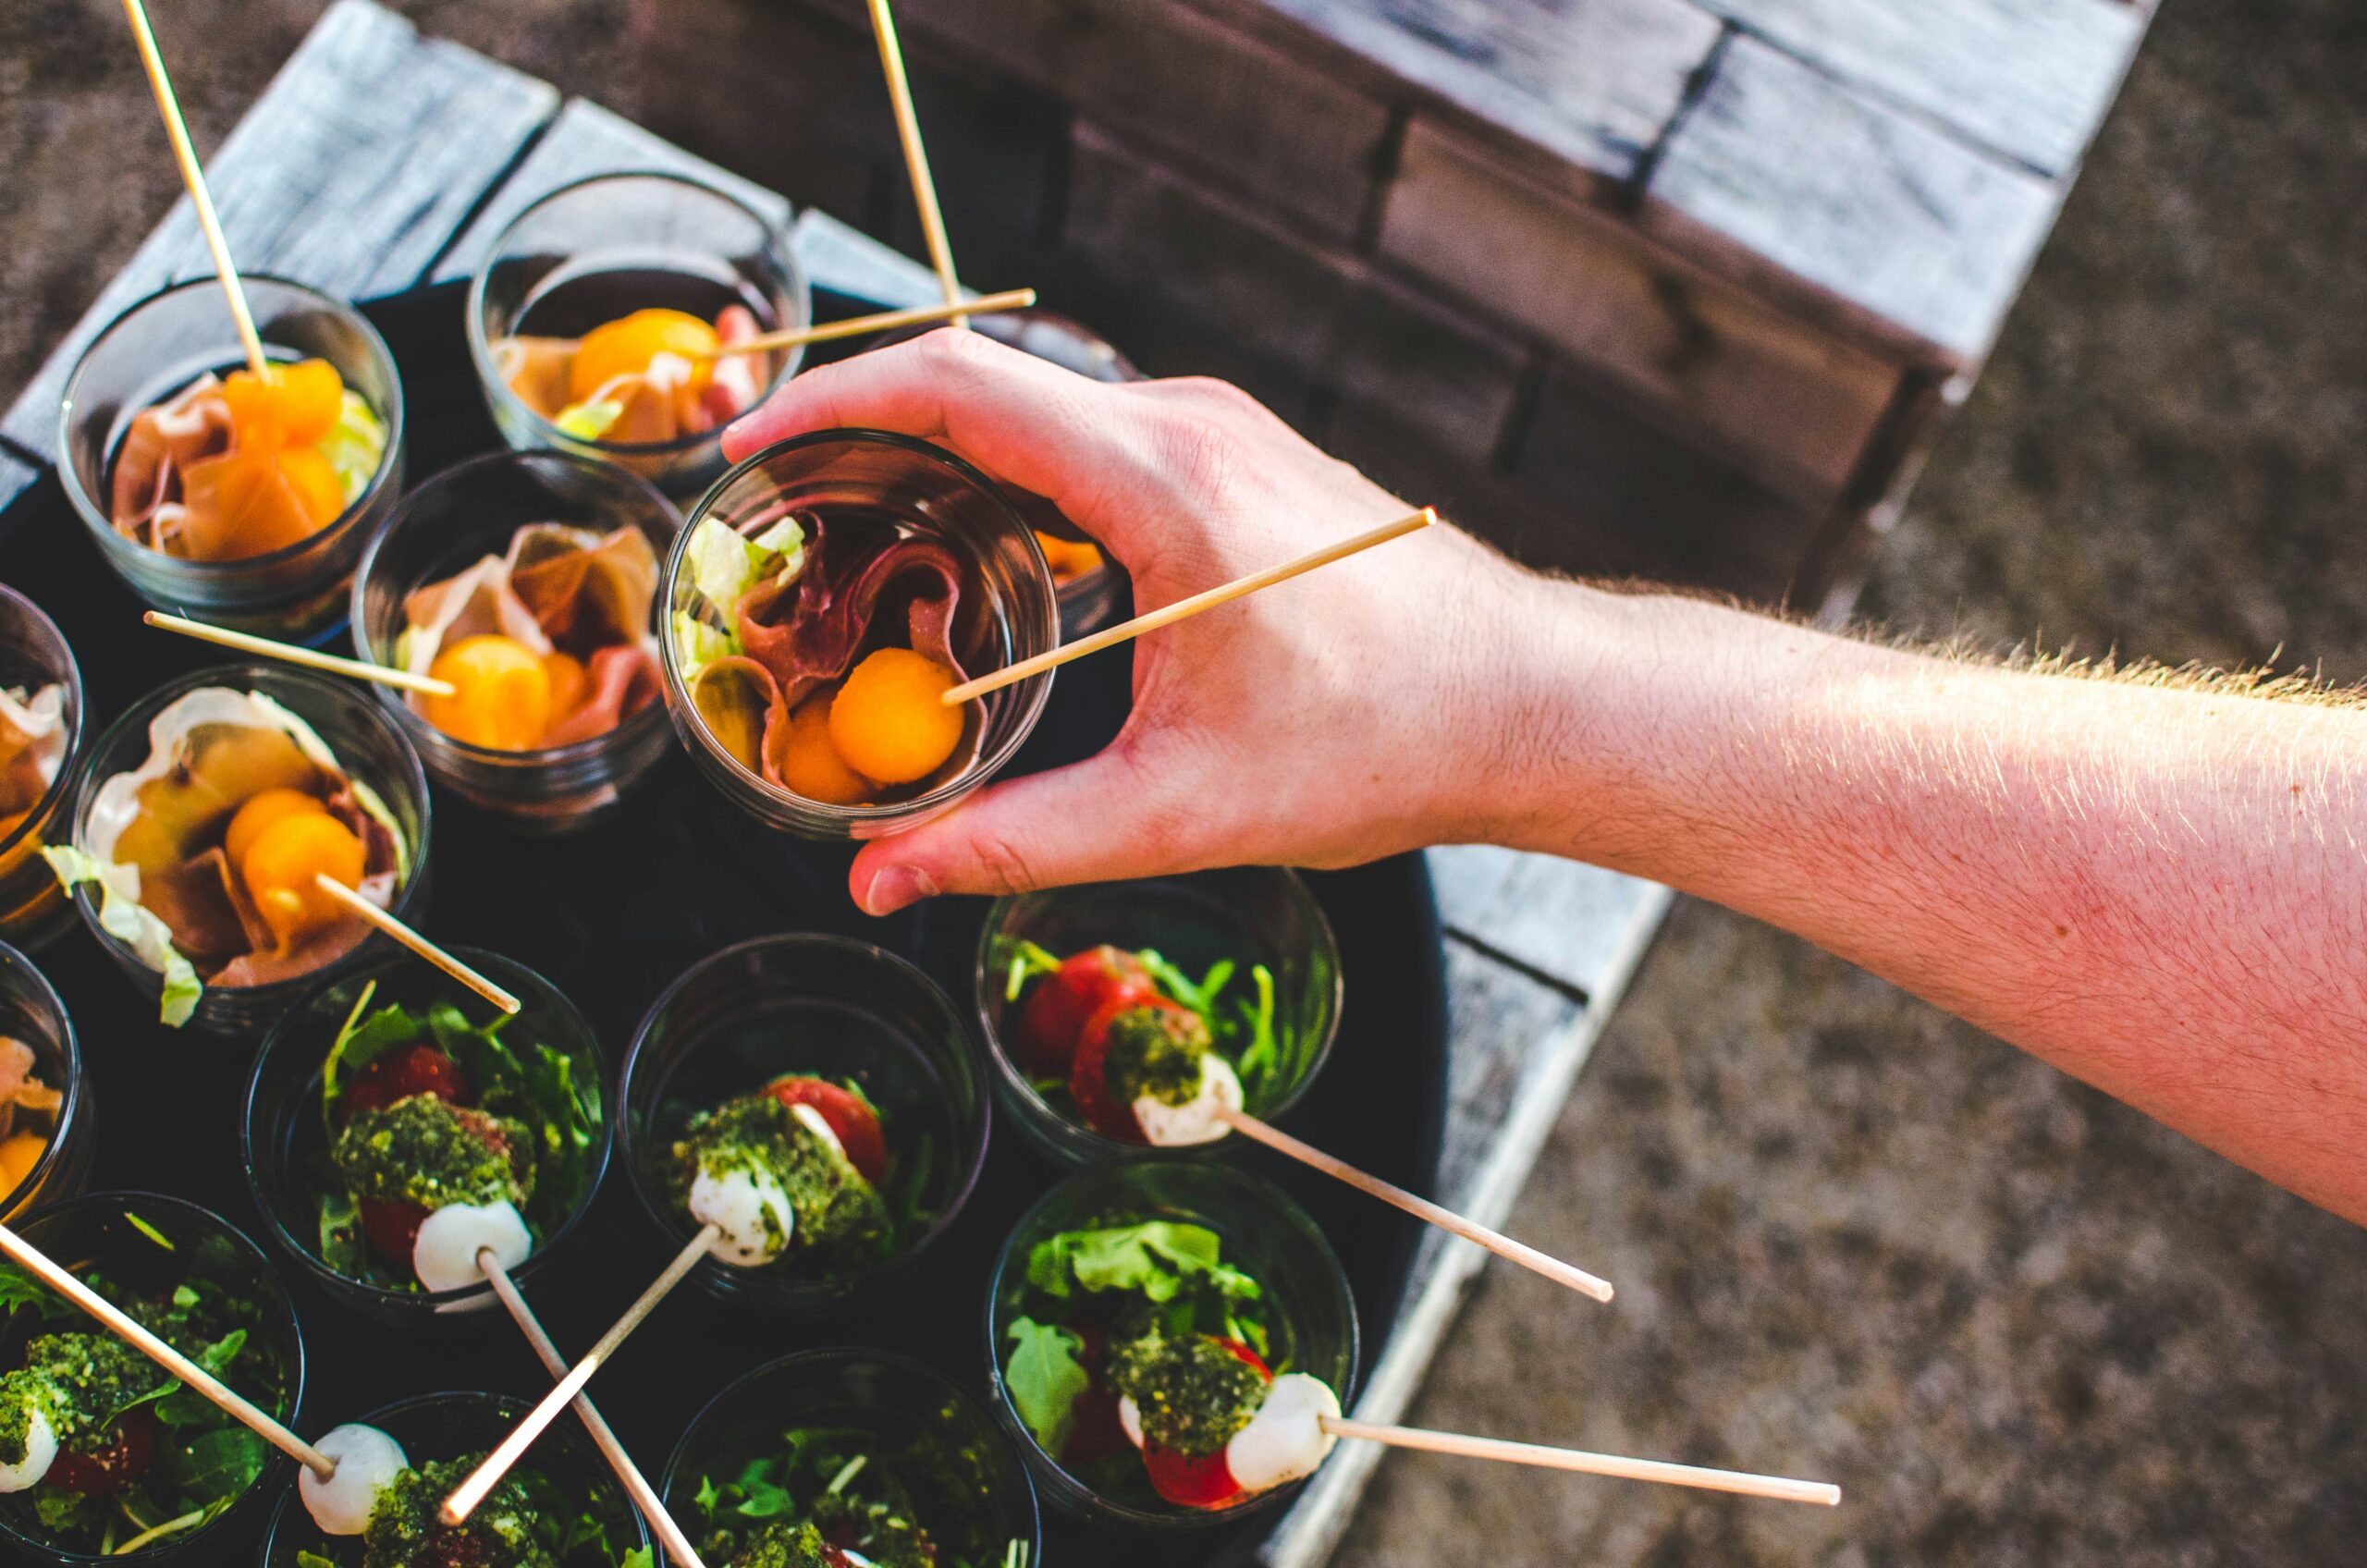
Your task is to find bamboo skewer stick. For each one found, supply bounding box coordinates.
[477,1249,707,1568]
[1321,1417,1841,1506]
[442,1224,719,1524]
[696,289,1036,358]
[119,0,268,380]
[942,508,1436,705]
[1217,1107,1613,1303]
[311,877,521,1014]
[142,612,456,696]
[865,0,966,326]
[0,1223,335,1479]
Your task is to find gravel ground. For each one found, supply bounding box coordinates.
[3,1,2362,1563]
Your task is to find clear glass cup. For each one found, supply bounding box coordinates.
[259,1390,650,1567]
[619,933,991,1319]
[975,867,1343,1165]
[241,946,611,1324]
[56,276,406,641]
[350,448,683,831]
[662,1347,1041,1567]
[61,663,433,1038]
[0,943,93,1224]
[658,429,1060,839]
[466,171,809,497]
[983,1158,1359,1529]
[0,586,84,949]
[0,1191,307,1565]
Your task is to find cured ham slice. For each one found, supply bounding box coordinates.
[493,303,768,442]
[734,525,969,712]
[0,684,67,832]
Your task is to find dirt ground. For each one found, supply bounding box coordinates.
[3,0,2363,1563]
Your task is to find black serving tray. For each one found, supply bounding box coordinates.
[0,279,1450,1567]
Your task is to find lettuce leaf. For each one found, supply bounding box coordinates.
[555,398,623,441]
[319,389,387,504]
[42,845,202,1025]
[1002,1317,1088,1455]
[670,610,741,682]
[1024,1220,1226,1303]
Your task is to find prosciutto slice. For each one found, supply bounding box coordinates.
[0,1038,58,1143]
[0,684,67,828]
[733,524,970,712]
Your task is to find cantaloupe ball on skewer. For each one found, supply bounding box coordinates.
[570,309,717,404]
[778,696,875,805]
[241,809,367,948]
[828,649,964,786]
[423,635,553,752]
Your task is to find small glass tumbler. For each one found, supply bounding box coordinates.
[63,663,433,1038]
[242,946,611,1324]
[620,933,991,1318]
[350,448,683,831]
[260,1390,650,1567]
[0,1192,307,1565]
[984,1158,1359,1529]
[56,276,406,641]
[0,943,92,1223]
[976,866,1343,1165]
[659,429,1059,839]
[467,170,809,497]
[664,1348,1041,1566]
[0,586,83,949]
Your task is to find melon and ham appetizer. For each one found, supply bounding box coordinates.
[394,521,663,752]
[492,305,769,446]
[0,1038,62,1203]
[666,1075,904,1274]
[0,683,67,845]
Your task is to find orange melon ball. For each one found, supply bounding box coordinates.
[0,1131,45,1194]
[827,649,964,786]
[423,635,553,751]
[239,810,366,946]
[569,309,717,404]
[220,357,345,450]
[276,445,347,527]
[224,787,329,870]
[779,695,876,805]
[542,652,589,725]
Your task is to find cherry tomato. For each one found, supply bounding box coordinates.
[1142,1440,1245,1509]
[358,1196,430,1264]
[1068,996,1195,1142]
[765,1076,889,1183]
[1014,947,1155,1075]
[338,1043,471,1123]
[44,1408,159,1494]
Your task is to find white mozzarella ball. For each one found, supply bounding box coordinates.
[1225,1373,1340,1495]
[0,1405,55,1493]
[1117,1394,1145,1451]
[411,1200,533,1292]
[788,1102,846,1158]
[690,1164,795,1266]
[300,1422,408,1535]
[1132,1055,1244,1147]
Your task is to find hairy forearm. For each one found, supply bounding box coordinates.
[1501,584,2367,1220]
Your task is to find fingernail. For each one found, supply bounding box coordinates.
[862,864,938,916]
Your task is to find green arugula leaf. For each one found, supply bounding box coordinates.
[153,1424,268,1502]
[1025,1221,1226,1303]
[731,1454,797,1519]
[1000,937,1063,1002]
[1002,1317,1089,1454]
[124,1211,175,1252]
[0,1262,71,1322]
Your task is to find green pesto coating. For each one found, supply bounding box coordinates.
[362,1453,555,1568]
[0,1371,42,1466]
[724,1521,837,1568]
[1108,1330,1264,1457]
[670,1094,889,1263]
[1101,1005,1215,1109]
[332,1093,532,1214]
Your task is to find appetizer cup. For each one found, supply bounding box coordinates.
[242,947,610,1325]
[350,449,683,830]
[0,943,92,1223]
[0,1192,307,1564]
[61,663,432,1039]
[985,1158,1359,1529]
[659,429,1059,839]
[259,1390,651,1567]
[976,867,1343,1165]
[662,1347,1041,1568]
[56,276,405,640]
[619,933,990,1318]
[0,588,83,949]
[466,170,809,497]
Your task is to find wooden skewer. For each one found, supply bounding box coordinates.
[942,508,1436,705]
[477,1249,707,1568]
[1322,1417,1840,1506]
[442,1224,719,1524]
[142,612,456,696]
[697,289,1036,358]
[1218,1106,1613,1303]
[865,0,966,326]
[311,877,521,1015]
[119,0,268,380]
[0,1222,334,1479]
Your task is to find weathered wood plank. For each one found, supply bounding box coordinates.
[1647,35,2059,364]
[789,210,958,311]
[1428,845,1668,1003]
[1697,0,2149,177]
[431,97,791,286]
[0,447,39,532]
[0,0,558,461]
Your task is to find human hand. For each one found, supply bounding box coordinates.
[723,329,1555,914]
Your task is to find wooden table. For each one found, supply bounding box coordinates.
[0,6,1669,1559]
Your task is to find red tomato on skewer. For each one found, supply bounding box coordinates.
[1014,947,1157,1075]
[358,1197,430,1264]
[338,1043,471,1122]
[1143,1442,1245,1509]
[764,1076,890,1183]
[44,1409,159,1494]
[1069,994,1200,1142]
[1061,1324,1133,1466]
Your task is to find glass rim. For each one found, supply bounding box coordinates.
[462,167,812,459]
[658,427,1061,822]
[350,447,685,767]
[55,273,408,578]
[0,583,84,865]
[0,941,84,1219]
[618,930,994,1287]
[239,943,615,1307]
